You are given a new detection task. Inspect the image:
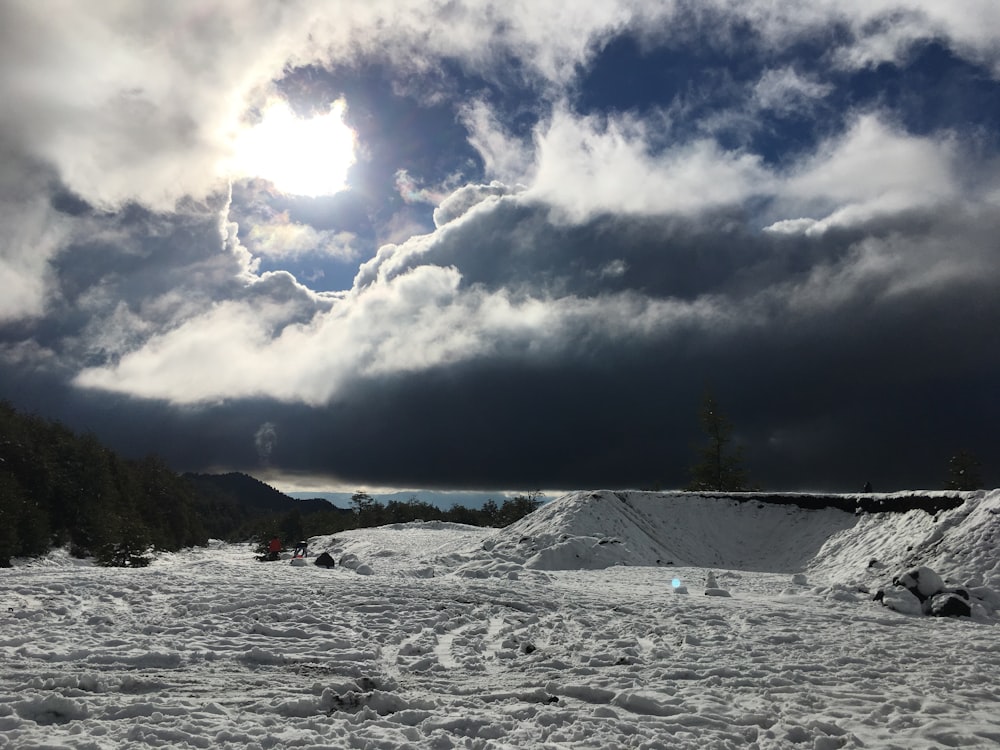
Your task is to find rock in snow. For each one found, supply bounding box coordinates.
[929,592,972,618]
[313,551,336,568]
[881,565,977,618]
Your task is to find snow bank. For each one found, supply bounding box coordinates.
[442,489,999,594]
[470,490,858,574]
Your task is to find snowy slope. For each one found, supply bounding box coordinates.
[476,490,859,573]
[810,489,1000,587]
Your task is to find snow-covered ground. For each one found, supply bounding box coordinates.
[3,490,1000,749]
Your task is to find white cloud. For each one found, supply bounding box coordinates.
[395,169,447,207]
[527,107,770,222]
[3,0,997,218]
[712,0,1000,74]
[73,250,736,406]
[8,0,1000,406]
[599,259,628,279]
[459,100,536,185]
[0,1,303,211]
[769,115,960,232]
[0,195,67,322]
[433,182,518,227]
[827,0,1000,73]
[0,1,674,216]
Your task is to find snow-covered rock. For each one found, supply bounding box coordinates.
[704,588,731,598]
[878,587,923,616]
[894,566,945,601]
[877,565,992,618]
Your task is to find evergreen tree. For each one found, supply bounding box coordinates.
[686,391,751,492]
[351,491,382,526]
[497,492,544,526]
[479,499,501,527]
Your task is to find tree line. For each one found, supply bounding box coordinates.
[0,401,207,567]
[234,491,545,556]
[0,401,545,567]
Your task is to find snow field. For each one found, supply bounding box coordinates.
[3,491,1000,749]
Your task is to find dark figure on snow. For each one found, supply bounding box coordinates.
[293,540,308,558]
[863,481,873,493]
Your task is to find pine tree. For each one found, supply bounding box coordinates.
[686,391,751,492]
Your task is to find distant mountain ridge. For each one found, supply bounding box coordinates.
[183,472,338,516]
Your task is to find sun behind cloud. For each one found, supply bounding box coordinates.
[230,98,355,196]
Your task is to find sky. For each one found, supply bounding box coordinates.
[2,1,1000,494]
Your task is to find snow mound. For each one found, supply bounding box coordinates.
[309,521,491,577]
[453,489,1000,593]
[286,490,999,607]
[475,490,858,573]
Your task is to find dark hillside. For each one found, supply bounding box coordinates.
[0,401,346,565]
[183,472,332,515]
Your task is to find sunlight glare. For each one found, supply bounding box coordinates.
[231,99,355,196]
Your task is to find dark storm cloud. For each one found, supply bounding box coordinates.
[38,241,1000,494]
[43,188,1000,492]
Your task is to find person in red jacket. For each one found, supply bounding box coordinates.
[267,536,281,561]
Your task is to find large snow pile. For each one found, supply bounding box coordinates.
[443,489,999,594]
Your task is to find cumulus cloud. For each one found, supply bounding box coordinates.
[432,182,518,227]
[527,107,770,222]
[77,196,766,407]
[3,1,998,323]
